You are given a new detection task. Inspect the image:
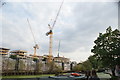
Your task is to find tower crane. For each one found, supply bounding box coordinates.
[46,0,64,62]
[27,19,39,58]
[0,1,6,8]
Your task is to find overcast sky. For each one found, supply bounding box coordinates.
[0,0,119,62]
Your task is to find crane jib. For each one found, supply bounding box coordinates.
[52,0,64,29]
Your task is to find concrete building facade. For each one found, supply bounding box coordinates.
[1,47,77,72]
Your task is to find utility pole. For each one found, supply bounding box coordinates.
[57,40,61,57]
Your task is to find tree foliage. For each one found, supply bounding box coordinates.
[72,64,84,72]
[46,61,62,73]
[88,55,103,70]
[9,55,17,59]
[91,26,120,68]
[73,60,92,71]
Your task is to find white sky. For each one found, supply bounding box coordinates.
[0,0,119,63]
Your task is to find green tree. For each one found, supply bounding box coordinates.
[36,62,43,72]
[19,60,26,71]
[73,60,92,72]
[46,61,62,74]
[9,55,17,59]
[88,55,103,69]
[91,26,120,76]
[82,60,92,70]
[73,64,85,71]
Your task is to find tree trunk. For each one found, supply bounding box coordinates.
[111,67,115,76]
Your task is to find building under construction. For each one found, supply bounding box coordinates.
[0,47,77,76]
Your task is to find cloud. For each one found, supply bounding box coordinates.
[5,0,119,2]
[55,2,118,51]
[53,2,118,62]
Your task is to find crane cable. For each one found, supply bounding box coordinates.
[27,18,36,44]
[52,0,64,29]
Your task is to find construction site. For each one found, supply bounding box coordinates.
[0,47,77,76]
[0,0,77,76]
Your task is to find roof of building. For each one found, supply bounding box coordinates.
[10,50,27,53]
[54,57,69,60]
[43,55,53,58]
[0,47,10,50]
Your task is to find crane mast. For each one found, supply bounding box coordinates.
[48,32,53,62]
[33,44,39,57]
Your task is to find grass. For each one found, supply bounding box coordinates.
[97,72,111,78]
[1,74,54,78]
[1,72,112,79]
